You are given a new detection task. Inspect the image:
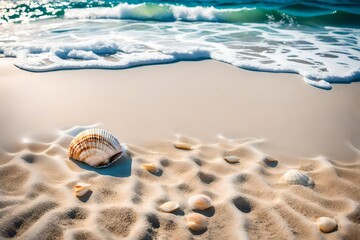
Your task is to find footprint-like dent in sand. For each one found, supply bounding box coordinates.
[262,156,279,168]
[233,196,252,213]
[97,207,137,237]
[197,171,217,184]
[146,213,160,229]
[20,153,36,163]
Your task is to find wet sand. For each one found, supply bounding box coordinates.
[0,59,359,160]
[0,58,360,239]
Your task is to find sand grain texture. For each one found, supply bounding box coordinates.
[0,126,359,239]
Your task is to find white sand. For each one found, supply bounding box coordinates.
[0,128,359,239]
[0,59,360,239]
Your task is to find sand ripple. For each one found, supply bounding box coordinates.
[0,125,359,239]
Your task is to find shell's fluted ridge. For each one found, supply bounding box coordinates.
[281,169,312,186]
[68,129,122,167]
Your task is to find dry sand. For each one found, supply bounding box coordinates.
[0,129,360,240]
[0,59,360,239]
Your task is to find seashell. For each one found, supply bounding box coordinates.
[224,155,240,163]
[281,169,313,186]
[159,201,179,213]
[142,163,158,173]
[74,182,91,197]
[316,217,337,233]
[186,213,208,231]
[188,194,212,210]
[174,142,193,150]
[68,129,122,168]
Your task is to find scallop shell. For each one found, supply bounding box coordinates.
[224,155,240,163]
[188,194,212,210]
[316,217,337,233]
[159,201,179,213]
[142,163,158,173]
[174,142,193,150]
[68,129,122,168]
[186,213,208,231]
[74,182,91,197]
[281,169,313,186]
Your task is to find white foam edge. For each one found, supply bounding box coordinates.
[304,77,332,90]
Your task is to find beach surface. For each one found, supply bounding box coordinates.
[0,59,360,239]
[1,58,359,159]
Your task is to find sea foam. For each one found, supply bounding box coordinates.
[1,5,359,88]
[62,2,360,26]
[64,3,253,22]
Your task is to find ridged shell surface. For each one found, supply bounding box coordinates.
[68,129,122,168]
[281,169,312,186]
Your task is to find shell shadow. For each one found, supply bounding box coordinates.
[151,169,163,177]
[70,153,132,178]
[171,208,185,216]
[197,172,217,184]
[190,228,207,235]
[77,190,92,203]
[194,206,215,217]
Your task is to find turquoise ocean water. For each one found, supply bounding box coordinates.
[1,0,360,88]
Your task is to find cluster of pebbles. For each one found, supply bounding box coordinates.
[69,129,339,234]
